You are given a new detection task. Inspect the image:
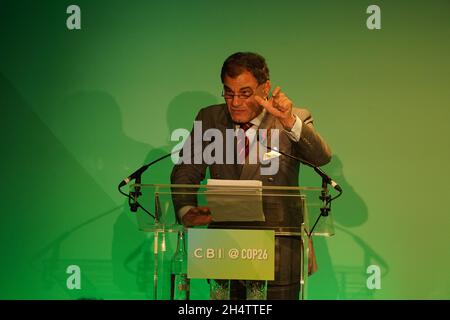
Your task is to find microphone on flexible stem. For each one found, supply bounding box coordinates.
[118,149,181,215]
[118,151,179,189]
[129,175,141,212]
[259,137,342,193]
[313,167,342,192]
[119,164,151,214]
[257,135,342,236]
[118,164,150,188]
[119,163,150,212]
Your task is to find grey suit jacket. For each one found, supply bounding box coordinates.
[171,103,332,230]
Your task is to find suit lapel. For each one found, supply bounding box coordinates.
[216,106,242,180]
[239,112,276,180]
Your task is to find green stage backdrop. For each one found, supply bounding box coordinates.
[1,0,449,299]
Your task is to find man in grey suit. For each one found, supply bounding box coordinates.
[171,52,332,299]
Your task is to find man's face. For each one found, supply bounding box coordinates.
[222,70,269,124]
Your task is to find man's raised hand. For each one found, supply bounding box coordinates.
[255,86,296,130]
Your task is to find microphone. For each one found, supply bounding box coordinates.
[118,149,182,215]
[312,166,342,193]
[257,134,342,192]
[118,164,150,188]
[256,133,341,235]
[118,150,180,189]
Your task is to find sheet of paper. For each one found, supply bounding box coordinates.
[205,179,265,222]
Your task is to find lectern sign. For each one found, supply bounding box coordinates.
[187,229,275,280]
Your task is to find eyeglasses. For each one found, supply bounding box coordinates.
[221,90,255,100]
[221,84,262,100]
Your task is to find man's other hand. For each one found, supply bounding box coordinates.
[182,206,212,227]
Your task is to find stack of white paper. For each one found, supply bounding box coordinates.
[205,179,265,222]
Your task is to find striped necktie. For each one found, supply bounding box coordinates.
[237,122,252,163]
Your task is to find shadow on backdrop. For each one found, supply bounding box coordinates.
[113,91,219,298]
[302,155,389,299]
[43,91,152,202]
[35,90,159,299]
[33,90,155,298]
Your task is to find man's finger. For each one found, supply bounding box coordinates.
[278,97,289,109]
[254,95,271,108]
[262,103,284,118]
[191,208,210,216]
[272,86,281,98]
[255,95,285,118]
[255,95,276,113]
[197,206,211,214]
